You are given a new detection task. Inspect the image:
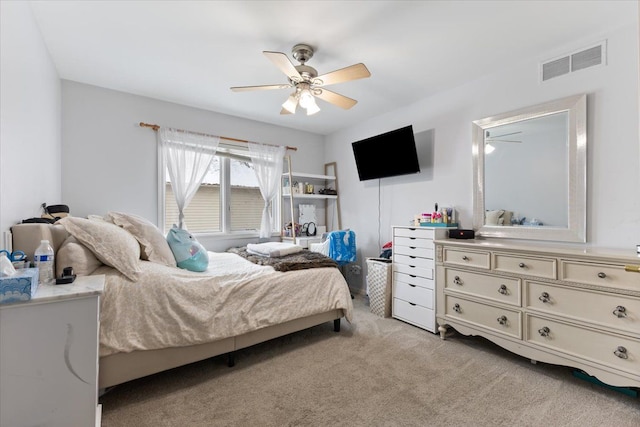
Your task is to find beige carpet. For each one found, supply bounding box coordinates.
[100,296,639,427]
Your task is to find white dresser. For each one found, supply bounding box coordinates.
[435,239,640,388]
[0,275,105,427]
[392,226,454,332]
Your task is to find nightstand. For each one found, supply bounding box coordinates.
[0,274,105,427]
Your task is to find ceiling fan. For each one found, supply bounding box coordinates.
[230,43,371,116]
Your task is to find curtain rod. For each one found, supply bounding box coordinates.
[139,122,297,151]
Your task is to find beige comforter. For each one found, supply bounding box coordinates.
[97,252,353,357]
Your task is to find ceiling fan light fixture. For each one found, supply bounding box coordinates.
[298,88,320,115]
[282,94,298,114]
[305,100,320,116]
[298,89,314,109]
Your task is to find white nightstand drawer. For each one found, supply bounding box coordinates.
[394,263,433,280]
[394,281,433,308]
[394,236,435,250]
[393,298,435,332]
[394,271,434,290]
[394,253,433,269]
[394,227,435,240]
[394,244,434,259]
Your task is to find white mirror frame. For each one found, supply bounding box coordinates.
[472,94,587,242]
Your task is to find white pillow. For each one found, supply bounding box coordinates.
[56,236,103,277]
[485,210,505,226]
[58,217,142,281]
[106,212,177,267]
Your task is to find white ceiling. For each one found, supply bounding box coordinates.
[28,0,636,136]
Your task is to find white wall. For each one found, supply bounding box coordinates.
[325,23,640,293]
[61,81,325,250]
[0,1,61,239]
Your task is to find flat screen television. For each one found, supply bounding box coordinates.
[352,125,420,181]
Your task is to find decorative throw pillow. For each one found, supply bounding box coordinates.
[58,217,142,281]
[106,212,177,267]
[166,227,209,272]
[501,210,513,227]
[56,236,103,277]
[485,209,505,226]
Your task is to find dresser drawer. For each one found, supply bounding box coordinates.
[444,268,521,307]
[443,248,490,269]
[394,253,433,269]
[393,298,435,332]
[560,260,640,292]
[394,236,434,250]
[527,314,640,377]
[394,263,433,279]
[493,253,557,279]
[394,281,433,309]
[394,244,434,259]
[526,281,640,336]
[444,295,522,339]
[394,227,435,240]
[394,271,433,290]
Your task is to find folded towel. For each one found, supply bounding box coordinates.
[246,242,303,258]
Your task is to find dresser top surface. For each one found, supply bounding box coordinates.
[435,238,640,264]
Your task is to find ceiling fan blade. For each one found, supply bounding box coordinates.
[314,89,357,110]
[280,108,293,115]
[263,51,302,82]
[230,84,291,92]
[314,63,371,86]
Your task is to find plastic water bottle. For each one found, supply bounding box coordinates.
[34,239,55,285]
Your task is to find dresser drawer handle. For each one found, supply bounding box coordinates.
[498,284,508,295]
[518,262,526,268]
[614,346,628,359]
[538,326,550,337]
[409,274,417,278]
[612,306,627,318]
[408,284,416,288]
[453,303,461,313]
[453,276,463,286]
[409,237,416,240]
[539,292,550,303]
[409,255,416,259]
[462,256,469,261]
[496,315,508,326]
[597,272,607,279]
[409,302,417,306]
[409,246,416,249]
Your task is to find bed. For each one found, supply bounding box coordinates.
[10,215,353,389]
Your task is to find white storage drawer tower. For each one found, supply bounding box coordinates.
[392,226,453,332]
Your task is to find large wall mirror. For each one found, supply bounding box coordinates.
[472,94,587,242]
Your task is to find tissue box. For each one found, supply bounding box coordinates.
[0,268,39,304]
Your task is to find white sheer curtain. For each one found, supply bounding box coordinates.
[160,128,220,229]
[248,142,286,238]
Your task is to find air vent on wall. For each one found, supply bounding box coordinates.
[541,41,606,82]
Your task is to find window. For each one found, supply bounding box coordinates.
[162,149,279,235]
